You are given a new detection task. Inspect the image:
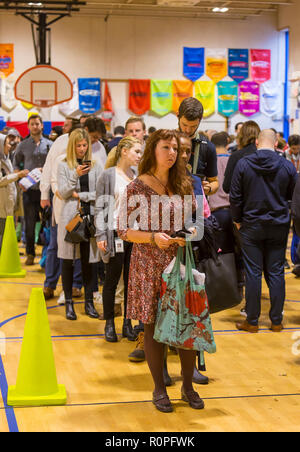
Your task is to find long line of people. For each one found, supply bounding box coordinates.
[0,97,299,413]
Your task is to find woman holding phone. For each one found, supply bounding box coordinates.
[118,129,204,413]
[57,128,102,321]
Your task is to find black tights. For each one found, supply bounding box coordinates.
[62,242,94,301]
[144,324,196,396]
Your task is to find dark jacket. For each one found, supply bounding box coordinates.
[230,149,298,226]
[292,174,300,236]
[223,143,257,194]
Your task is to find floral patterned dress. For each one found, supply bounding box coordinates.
[118,178,188,324]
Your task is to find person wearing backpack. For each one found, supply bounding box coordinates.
[177,97,219,196]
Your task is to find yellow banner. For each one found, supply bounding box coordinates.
[194,81,215,117]
[0,44,14,77]
[172,80,194,112]
[205,48,227,83]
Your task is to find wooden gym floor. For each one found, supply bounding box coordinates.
[0,240,300,432]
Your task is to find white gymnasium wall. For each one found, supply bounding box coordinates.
[0,12,286,134]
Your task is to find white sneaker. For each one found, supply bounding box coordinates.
[93,291,102,304]
[57,291,65,305]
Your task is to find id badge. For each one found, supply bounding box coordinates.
[115,238,124,253]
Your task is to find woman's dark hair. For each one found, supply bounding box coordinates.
[139,129,193,197]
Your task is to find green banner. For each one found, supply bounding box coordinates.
[151,80,173,116]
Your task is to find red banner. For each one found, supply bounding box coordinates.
[250,49,271,84]
[129,79,150,115]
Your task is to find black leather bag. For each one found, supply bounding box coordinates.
[64,200,89,244]
[197,252,242,314]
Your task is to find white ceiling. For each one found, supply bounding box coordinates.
[74,0,292,20]
[0,0,293,20]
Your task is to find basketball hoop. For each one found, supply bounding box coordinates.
[15,65,73,108]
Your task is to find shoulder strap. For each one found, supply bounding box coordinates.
[192,133,208,175]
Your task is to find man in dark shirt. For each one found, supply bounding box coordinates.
[230,129,298,332]
[177,97,218,196]
[13,114,52,265]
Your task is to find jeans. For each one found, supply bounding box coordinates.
[44,224,82,290]
[240,223,289,326]
[22,190,42,257]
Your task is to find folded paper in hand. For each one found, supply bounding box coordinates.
[19,168,42,190]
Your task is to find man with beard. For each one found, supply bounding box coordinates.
[13,115,53,265]
[177,97,219,196]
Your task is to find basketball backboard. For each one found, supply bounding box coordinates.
[14,65,73,108]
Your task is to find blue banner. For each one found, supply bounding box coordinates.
[183,47,205,82]
[78,78,101,113]
[228,49,249,83]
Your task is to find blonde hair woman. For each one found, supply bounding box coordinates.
[95,136,142,342]
[57,128,103,321]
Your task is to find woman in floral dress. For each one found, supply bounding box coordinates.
[118,129,204,412]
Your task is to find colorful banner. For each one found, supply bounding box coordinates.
[183,47,205,82]
[78,78,101,113]
[239,81,260,117]
[205,48,227,83]
[128,79,150,115]
[194,80,215,118]
[150,80,173,116]
[250,49,271,84]
[217,81,238,117]
[0,44,14,77]
[172,80,193,112]
[260,80,283,119]
[228,49,249,83]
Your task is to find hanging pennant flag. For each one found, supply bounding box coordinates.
[150,80,173,116]
[217,81,238,117]
[128,79,150,115]
[78,78,101,114]
[239,81,260,117]
[102,81,114,113]
[250,49,271,84]
[183,47,205,82]
[0,74,18,112]
[194,80,215,118]
[260,80,283,119]
[206,48,227,83]
[0,44,14,77]
[228,49,249,83]
[172,80,194,112]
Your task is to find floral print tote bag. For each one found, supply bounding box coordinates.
[154,242,216,354]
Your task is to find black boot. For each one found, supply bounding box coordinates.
[85,300,99,319]
[105,318,118,342]
[192,366,209,385]
[122,319,137,341]
[65,300,77,321]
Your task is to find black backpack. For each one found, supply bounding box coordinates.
[192,133,209,179]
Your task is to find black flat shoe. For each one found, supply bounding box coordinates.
[122,319,137,341]
[152,393,173,413]
[65,301,77,321]
[105,319,118,342]
[181,387,205,410]
[85,300,99,319]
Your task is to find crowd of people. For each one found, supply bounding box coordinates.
[0,96,299,413]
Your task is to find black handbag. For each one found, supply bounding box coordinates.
[193,218,242,314]
[64,200,89,244]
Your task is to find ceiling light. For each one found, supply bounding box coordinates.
[220,7,229,12]
[212,7,220,12]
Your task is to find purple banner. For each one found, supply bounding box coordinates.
[238,81,260,117]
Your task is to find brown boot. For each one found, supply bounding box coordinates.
[25,255,34,266]
[43,287,54,300]
[270,323,283,332]
[236,320,259,333]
